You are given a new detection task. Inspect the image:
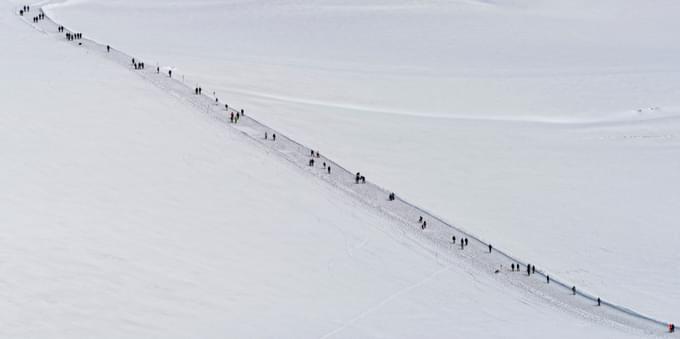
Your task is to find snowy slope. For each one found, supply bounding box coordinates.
[4,2,664,338]
[42,0,680,323]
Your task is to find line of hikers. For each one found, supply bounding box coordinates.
[307,150,331,174]
[66,32,82,41]
[230,110,244,124]
[130,58,145,70]
[31,12,45,22]
[355,172,366,184]
[19,5,30,16]
[57,26,65,33]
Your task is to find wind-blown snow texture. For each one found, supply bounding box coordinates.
[2,0,678,337]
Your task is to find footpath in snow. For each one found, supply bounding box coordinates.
[17,3,677,336]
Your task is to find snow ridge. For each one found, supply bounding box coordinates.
[18,2,675,336]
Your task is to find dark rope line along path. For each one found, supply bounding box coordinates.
[18,2,675,336]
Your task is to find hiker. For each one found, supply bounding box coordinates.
[107,45,110,53]
[323,162,326,168]
[488,244,492,253]
[241,109,244,116]
[361,176,366,184]
[452,236,456,244]
[388,192,395,201]
[156,66,160,74]
[527,264,531,276]
[355,172,361,184]
[310,150,314,157]
[572,286,576,295]
[597,298,601,306]
[532,265,536,274]
[465,238,468,246]
[272,134,276,141]
[327,166,330,174]
[422,221,427,230]
[511,263,514,271]
[546,275,550,284]
[418,216,423,223]
[230,112,234,123]
[309,159,315,167]
[19,10,23,16]
[265,132,268,140]
[168,69,172,78]
[670,324,675,333]
[195,88,198,95]
[315,151,320,158]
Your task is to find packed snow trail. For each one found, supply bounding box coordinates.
[19,3,676,336]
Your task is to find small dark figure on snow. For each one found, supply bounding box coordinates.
[572,286,576,295]
[230,112,234,123]
[361,176,366,184]
[355,172,361,184]
[546,275,550,284]
[418,216,423,223]
[465,238,468,246]
[669,324,675,333]
[597,297,601,306]
[273,134,276,141]
[156,66,160,74]
[527,264,531,276]
[19,10,23,16]
[169,70,172,78]
[241,109,244,116]
[452,235,456,244]
[265,132,268,140]
[107,45,110,53]
[488,244,492,253]
[225,104,229,111]
[532,265,536,274]
[309,159,315,167]
[388,192,395,201]
[311,150,315,157]
[327,166,330,174]
[323,162,326,168]
[315,151,320,158]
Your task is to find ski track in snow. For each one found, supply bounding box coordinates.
[18,3,676,337]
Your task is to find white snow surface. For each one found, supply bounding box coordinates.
[1,0,678,337]
[42,0,680,323]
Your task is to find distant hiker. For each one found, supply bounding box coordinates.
[241,109,244,116]
[355,172,361,184]
[230,112,234,123]
[546,275,550,284]
[465,238,468,246]
[597,297,601,306]
[272,133,276,141]
[156,66,160,74]
[310,150,315,157]
[532,265,535,274]
[388,192,395,201]
[225,104,229,111]
[422,221,427,229]
[315,151,320,158]
[195,88,198,95]
[264,132,268,140]
[452,236,456,244]
[327,166,330,174]
[670,324,675,333]
[361,176,366,184]
[168,69,172,78]
[418,216,423,223]
[132,58,135,65]
[572,286,576,295]
[323,162,326,168]
[106,45,110,53]
[309,159,315,167]
[19,10,23,16]
[488,244,492,253]
[527,264,531,276]
[511,263,515,271]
